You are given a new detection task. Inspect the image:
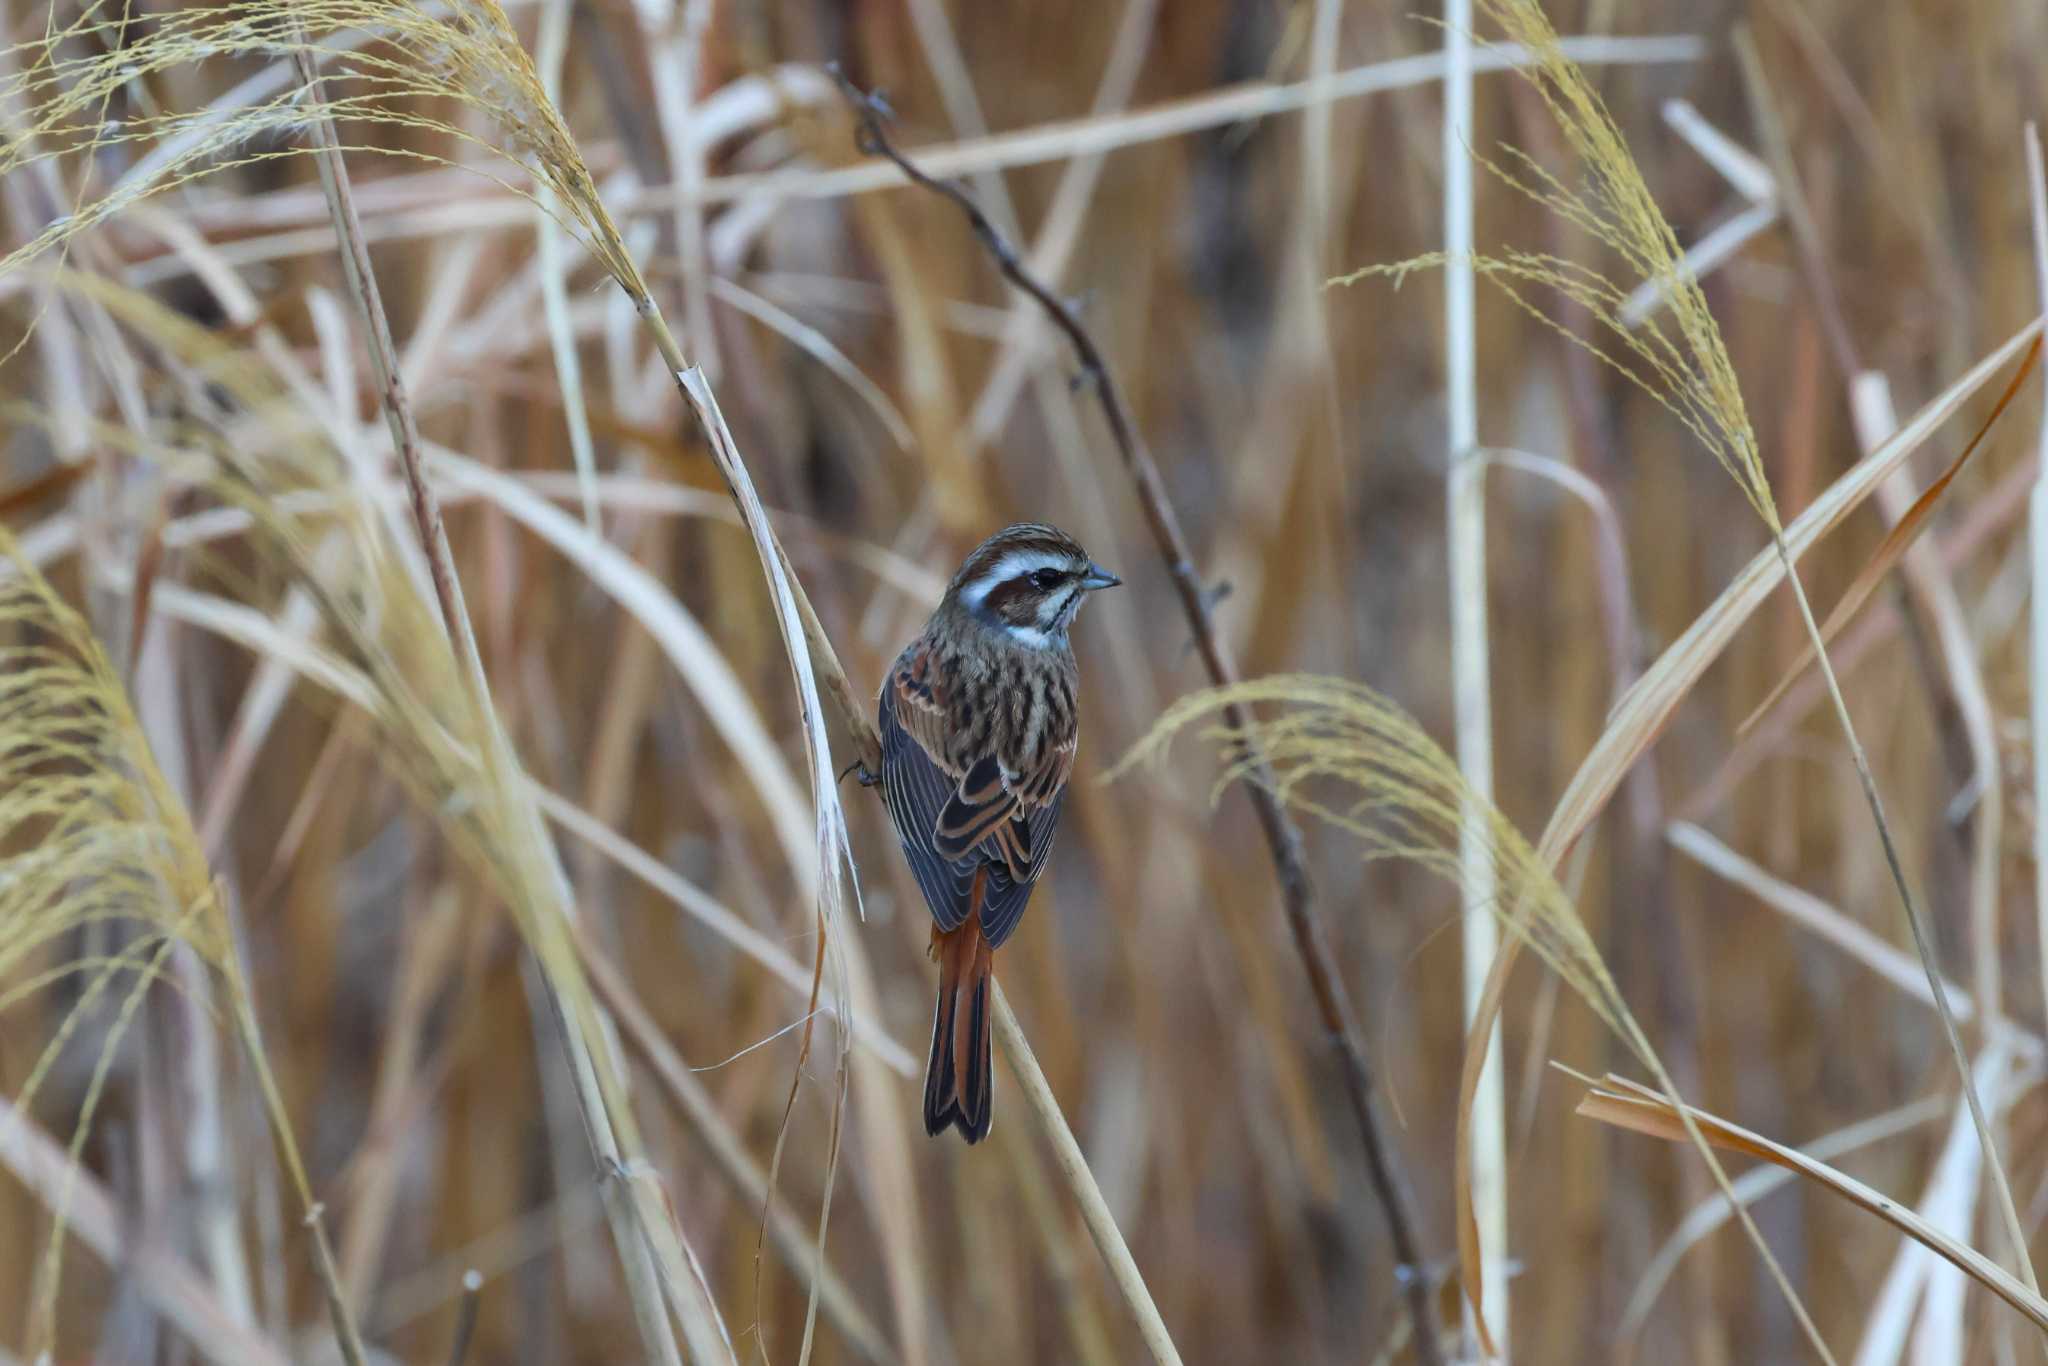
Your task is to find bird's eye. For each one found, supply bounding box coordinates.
[1029,568,1065,590]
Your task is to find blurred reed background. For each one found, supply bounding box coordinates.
[4,0,2048,1362]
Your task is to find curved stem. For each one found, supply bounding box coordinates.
[1774,537,2039,1298]
[990,985,1182,1366]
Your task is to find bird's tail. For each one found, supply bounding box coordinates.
[925,913,994,1143]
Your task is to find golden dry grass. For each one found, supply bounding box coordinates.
[5,1,2048,1363]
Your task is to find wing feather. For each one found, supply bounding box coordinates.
[881,678,978,933]
[879,650,1073,949]
[936,753,1018,859]
[978,787,1064,948]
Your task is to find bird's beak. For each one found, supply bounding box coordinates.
[1081,563,1122,591]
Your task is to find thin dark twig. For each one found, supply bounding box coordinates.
[831,69,1445,1366]
[445,1270,483,1366]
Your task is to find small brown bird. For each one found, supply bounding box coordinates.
[877,523,1120,1142]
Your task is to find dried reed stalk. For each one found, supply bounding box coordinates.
[1440,2,1509,1357]
[990,986,1183,1366]
[833,68,1443,1366]
[287,45,693,1366]
[2025,122,2048,1165]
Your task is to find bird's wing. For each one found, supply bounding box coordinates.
[880,671,978,934]
[977,778,1066,949]
[881,653,1072,945]
[936,738,1073,948]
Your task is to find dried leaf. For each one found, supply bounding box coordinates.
[1738,334,2042,735]
[1576,1073,2048,1334]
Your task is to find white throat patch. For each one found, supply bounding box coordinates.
[1002,621,1059,649]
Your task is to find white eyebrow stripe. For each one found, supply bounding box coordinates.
[959,548,1071,608]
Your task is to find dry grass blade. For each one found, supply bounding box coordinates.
[1667,822,2041,1056]
[123,486,181,681]
[533,787,917,1074]
[708,277,915,452]
[1728,27,2033,1307]
[0,1096,290,1366]
[1334,0,1807,1341]
[131,572,902,1357]
[0,460,93,521]
[1453,313,2048,1361]
[661,37,1703,210]
[1536,318,2038,872]
[1575,1073,2048,1334]
[630,310,880,781]
[1738,334,2043,735]
[1334,21,1777,523]
[34,35,1706,300]
[427,450,816,874]
[283,36,699,1359]
[1616,1092,1956,1360]
[623,366,868,1366]
[990,986,1184,1366]
[146,567,918,1086]
[11,0,2046,1359]
[576,935,896,1365]
[76,3,874,1349]
[0,529,365,1363]
[31,249,882,1353]
[13,260,742,1359]
[2028,123,2048,1132]
[1116,673,1790,1356]
[1351,0,2047,1329]
[1849,1049,2014,1365]
[1331,12,1789,1329]
[1115,677,1637,1038]
[531,0,601,532]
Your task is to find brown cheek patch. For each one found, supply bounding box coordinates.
[980,578,1037,625]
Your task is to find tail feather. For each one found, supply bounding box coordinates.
[923,939,961,1134]
[925,916,995,1143]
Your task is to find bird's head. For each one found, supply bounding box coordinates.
[944,522,1121,649]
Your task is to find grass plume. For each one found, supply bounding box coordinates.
[4,0,2043,1358]
[13,265,732,1359]
[8,6,869,1349]
[1118,676,1658,1047]
[1334,8,1771,528]
[1117,676,1838,1355]
[0,527,366,1362]
[1,0,643,297]
[1334,0,2040,1342]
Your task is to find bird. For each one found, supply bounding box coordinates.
[875,522,1120,1143]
